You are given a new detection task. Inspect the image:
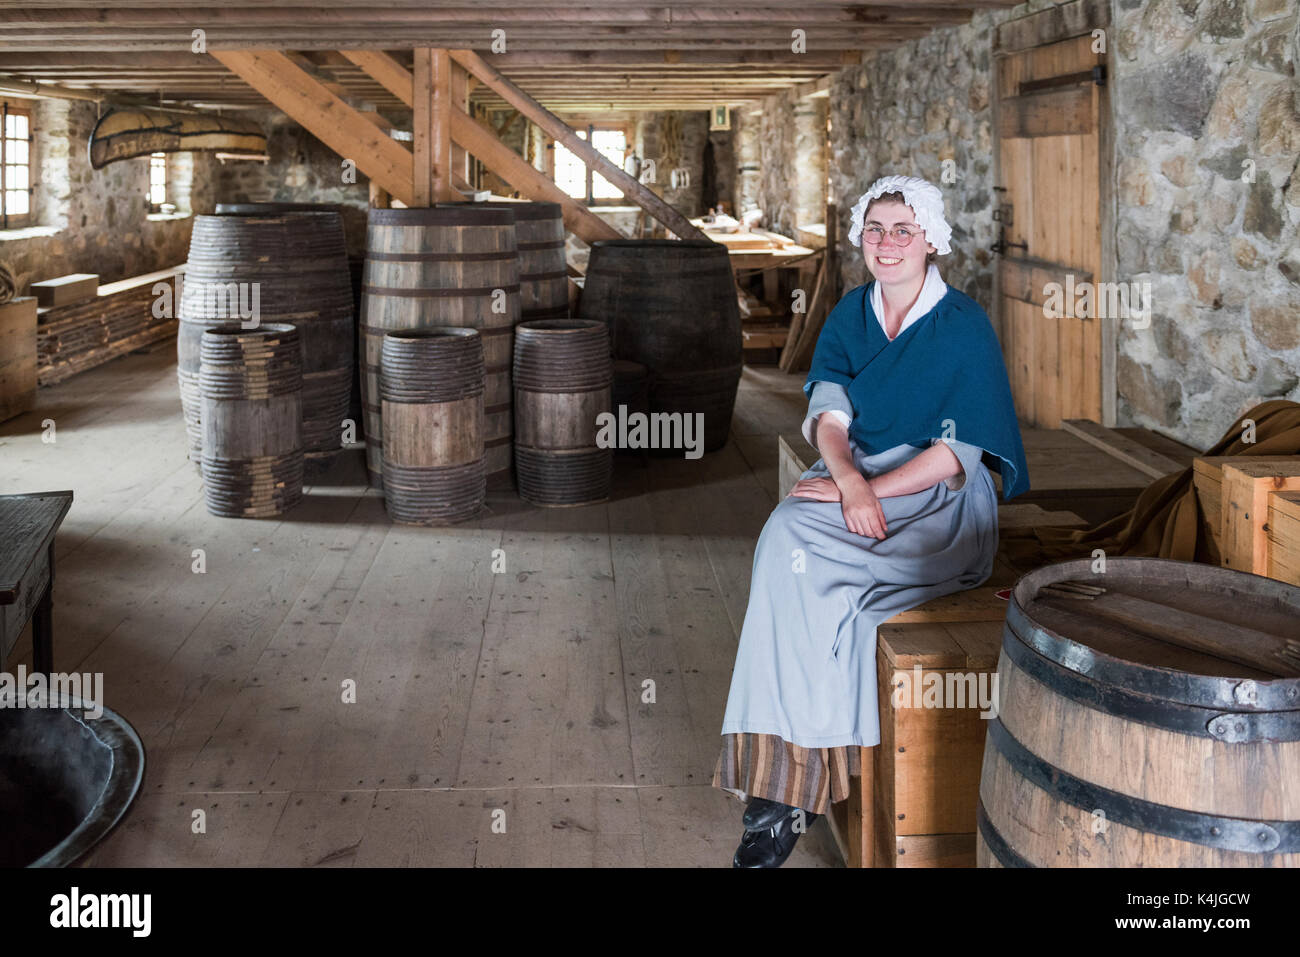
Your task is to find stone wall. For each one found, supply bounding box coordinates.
[1110,0,1300,438]
[213,108,381,258]
[734,109,762,214]
[635,111,711,217]
[1,98,218,292]
[758,89,828,238]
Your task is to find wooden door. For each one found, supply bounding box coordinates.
[992,7,1112,428]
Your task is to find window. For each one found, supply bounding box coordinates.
[147,152,167,212]
[2,103,32,228]
[553,126,628,203]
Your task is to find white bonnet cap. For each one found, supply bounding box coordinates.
[847,175,953,255]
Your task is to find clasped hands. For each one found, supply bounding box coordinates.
[788,472,888,539]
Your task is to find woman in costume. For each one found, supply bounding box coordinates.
[712,175,1030,867]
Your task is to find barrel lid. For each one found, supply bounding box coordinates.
[590,238,723,251]
[371,206,515,226]
[215,202,343,216]
[1007,557,1300,711]
[382,326,480,340]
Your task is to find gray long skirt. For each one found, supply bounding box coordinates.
[719,438,999,749]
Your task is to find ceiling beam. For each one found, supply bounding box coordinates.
[209,49,416,205]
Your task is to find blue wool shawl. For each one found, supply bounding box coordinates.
[804,283,1030,500]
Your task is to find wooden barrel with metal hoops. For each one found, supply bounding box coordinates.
[179,211,353,478]
[504,201,568,322]
[977,557,1300,868]
[577,238,741,453]
[380,328,485,526]
[198,323,303,518]
[513,319,613,507]
[360,206,519,486]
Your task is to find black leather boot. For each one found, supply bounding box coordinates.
[733,806,820,868]
[742,796,796,830]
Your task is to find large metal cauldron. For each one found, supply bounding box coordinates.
[0,701,144,867]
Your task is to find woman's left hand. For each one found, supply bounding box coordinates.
[788,477,841,501]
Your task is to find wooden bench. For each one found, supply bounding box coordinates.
[776,421,1197,867]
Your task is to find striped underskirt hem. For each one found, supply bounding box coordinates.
[712,733,865,816]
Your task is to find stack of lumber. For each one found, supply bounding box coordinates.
[37,266,184,386]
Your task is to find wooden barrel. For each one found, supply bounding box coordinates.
[380,328,485,525]
[179,212,353,478]
[513,319,613,507]
[577,239,741,453]
[198,323,303,518]
[503,201,568,322]
[360,206,519,486]
[978,557,1300,868]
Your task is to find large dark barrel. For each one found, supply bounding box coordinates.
[380,328,486,525]
[978,557,1300,868]
[513,319,612,507]
[178,212,353,477]
[199,323,304,518]
[502,201,568,322]
[0,700,143,867]
[361,206,519,485]
[577,239,741,453]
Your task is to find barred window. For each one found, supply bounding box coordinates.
[2,103,33,228]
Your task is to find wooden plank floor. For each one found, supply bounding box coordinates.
[0,350,839,867]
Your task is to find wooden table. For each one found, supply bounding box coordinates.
[1,491,73,674]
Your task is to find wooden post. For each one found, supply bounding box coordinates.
[825,200,839,303]
[451,61,470,186]
[431,49,453,202]
[412,49,433,206]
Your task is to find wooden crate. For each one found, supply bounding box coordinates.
[874,615,1003,868]
[1192,456,1300,560]
[1193,457,1300,585]
[0,297,38,423]
[31,273,98,308]
[1270,491,1300,585]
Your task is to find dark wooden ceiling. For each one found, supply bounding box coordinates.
[1,3,1020,113]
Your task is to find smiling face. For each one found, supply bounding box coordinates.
[861,198,936,289]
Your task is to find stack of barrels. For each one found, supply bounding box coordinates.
[578,238,741,454]
[978,557,1300,868]
[198,323,303,518]
[359,206,519,490]
[179,209,353,478]
[380,329,486,525]
[513,319,612,507]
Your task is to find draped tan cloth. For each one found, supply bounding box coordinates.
[1002,400,1300,570]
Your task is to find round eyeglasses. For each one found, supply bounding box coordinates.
[863,225,918,246]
